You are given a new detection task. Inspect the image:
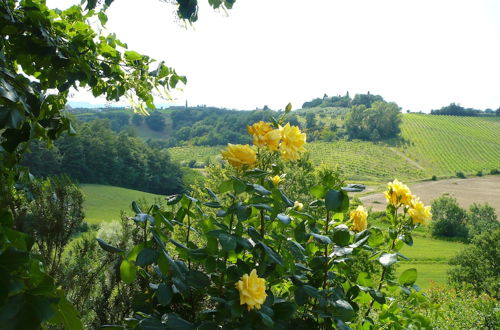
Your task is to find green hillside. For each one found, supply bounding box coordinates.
[81,184,163,224]
[168,114,500,184]
[399,114,500,176]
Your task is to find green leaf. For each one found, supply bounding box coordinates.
[332,224,351,246]
[218,180,232,194]
[379,253,398,268]
[259,312,274,327]
[276,213,291,225]
[96,238,123,253]
[311,233,331,244]
[357,272,373,287]
[278,188,294,207]
[131,201,142,213]
[136,248,159,267]
[325,189,347,212]
[331,299,355,321]
[231,177,247,194]
[157,283,173,306]
[218,233,237,251]
[166,194,182,205]
[258,242,283,265]
[164,313,194,329]
[368,227,385,247]
[120,259,137,284]
[310,185,327,199]
[369,290,386,304]
[124,50,143,61]
[49,295,83,330]
[253,184,271,195]
[398,268,417,286]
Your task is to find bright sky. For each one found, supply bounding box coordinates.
[48,0,500,111]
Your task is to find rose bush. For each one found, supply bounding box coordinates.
[98,109,434,329]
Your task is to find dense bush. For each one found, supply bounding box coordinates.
[96,116,434,328]
[448,230,500,298]
[467,203,499,240]
[430,194,468,239]
[419,283,499,328]
[456,171,466,178]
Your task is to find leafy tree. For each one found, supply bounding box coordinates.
[448,229,500,298]
[467,203,499,239]
[145,111,166,131]
[430,103,483,116]
[345,101,401,141]
[351,92,384,108]
[430,194,468,239]
[132,113,145,126]
[0,0,235,327]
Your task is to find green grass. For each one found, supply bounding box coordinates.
[169,145,221,164]
[81,184,162,224]
[395,233,466,288]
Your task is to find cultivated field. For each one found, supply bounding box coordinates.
[167,115,500,184]
[399,114,500,176]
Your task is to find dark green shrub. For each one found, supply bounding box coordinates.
[456,171,466,178]
[490,168,500,175]
[448,229,500,298]
[476,170,483,177]
[431,194,468,239]
[467,203,499,239]
[431,175,437,181]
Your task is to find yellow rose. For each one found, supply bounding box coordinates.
[235,269,267,311]
[350,205,368,232]
[279,123,306,161]
[247,121,280,151]
[264,128,281,151]
[221,144,257,169]
[408,198,432,225]
[384,179,413,207]
[271,175,282,186]
[293,201,304,211]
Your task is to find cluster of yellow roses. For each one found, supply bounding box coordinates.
[221,121,307,168]
[384,179,432,225]
[349,179,432,232]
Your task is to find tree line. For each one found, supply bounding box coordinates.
[22,120,184,195]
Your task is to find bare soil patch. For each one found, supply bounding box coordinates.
[360,176,500,216]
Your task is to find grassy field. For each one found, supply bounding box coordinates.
[396,232,465,289]
[81,184,163,224]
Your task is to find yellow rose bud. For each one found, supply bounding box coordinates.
[384,179,413,207]
[279,123,306,161]
[293,201,304,211]
[235,269,267,311]
[221,144,257,169]
[350,205,368,232]
[408,198,432,225]
[271,175,282,186]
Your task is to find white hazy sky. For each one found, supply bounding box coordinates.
[48,0,500,111]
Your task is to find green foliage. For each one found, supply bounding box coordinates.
[430,194,469,239]
[456,171,466,179]
[430,103,487,116]
[419,284,499,329]
[22,120,185,195]
[467,203,499,239]
[448,229,500,298]
[145,112,166,132]
[97,128,432,328]
[345,101,402,141]
[11,176,84,277]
